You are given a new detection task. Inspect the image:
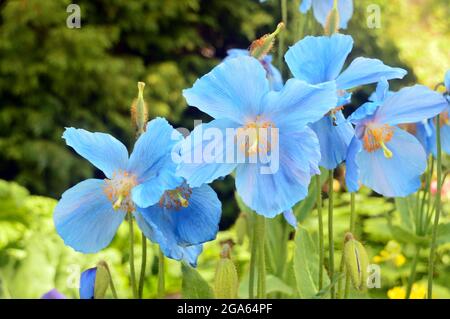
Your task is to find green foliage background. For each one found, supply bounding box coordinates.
[0,0,449,298]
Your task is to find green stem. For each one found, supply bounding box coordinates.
[343,192,357,298]
[405,246,420,299]
[128,213,138,298]
[138,232,147,298]
[277,0,287,75]
[157,247,165,298]
[316,175,324,290]
[328,170,335,299]
[427,114,442,299]
[256,214,266,299]
[249,215,257,299]
[103,263,118,299]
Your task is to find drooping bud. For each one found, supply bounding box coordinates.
[131,82,148,136]
[343,233,369,291]
[79,261,111,299]
[235,212,248,245]
[214,244,239,299]
[249,22,284,60]
[324,0,340,36]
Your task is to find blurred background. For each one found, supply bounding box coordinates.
[0,0,449,298]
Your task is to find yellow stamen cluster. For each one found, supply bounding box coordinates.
[103,170,138,213]
[362,124,394,158]
[236,116,277,156]
[159,185,192,210]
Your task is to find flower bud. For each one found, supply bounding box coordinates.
[249,22,284,60]
[214,244,239,299]
[235,212,248,245]
[343,233,369,291]
[131,82,148,135]
[79,261,111,299]
[324,0,340,35]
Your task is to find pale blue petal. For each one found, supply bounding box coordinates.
[374,85,448,125]
[356,127,426,197]
[299,0,312,13]
[348,101,379,125]
[177,119,239,188]
[283,209,297,228]
[136,184,220,245]
[63,128,128,179]
[54,179,126,253]
[415,120,433,155]
[79,268,96,299]
[312,0,334,27]
[263,79,337,132]
[235,127,320,217]
[337,0,354,29]
[336,57,407,90]
[183,56,269,123]
[310,111,354,169]
[128,117,182,181]
[428,120,450,157]
[369,78,390,103]
[285,34,353,84]
[345,136,362,192]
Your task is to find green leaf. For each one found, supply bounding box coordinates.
[265,274,294,295]
[293,225,329,298]
[389,225,430,246]
[181,263,214,299]
[437,223,450,245]
[394,196,416,231]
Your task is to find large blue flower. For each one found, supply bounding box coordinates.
[53,117,220,266]
[177,56,337,217]
[345,79,448,197]
[299,0,354,29]
[285,33,407,169]
[226,49,283,91]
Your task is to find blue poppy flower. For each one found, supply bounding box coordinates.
[177,56,337,217]
[41,289,66,299]
[285,34,407,169]
[53,117,220,266]
[299,0,354,29]
[226,49,283,91]
[345,79,448,197]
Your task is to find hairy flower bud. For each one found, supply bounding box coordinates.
[249,22,284,60]
[214,244,239,299]
[343,233,369,291]
[94,261,111,299]
[131,81,148,136]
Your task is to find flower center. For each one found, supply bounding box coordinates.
[159,183,192,210]
[104,170,138,213]
[362,124,394,158]
[236,116,277,156]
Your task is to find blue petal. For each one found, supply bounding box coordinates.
[183,56,269,123]
[41,289,66,299]
[63,128,128,179]
[337,0,354,29]
[369,78,390,103]
[79,268,96,299]
[356,127,426,197]
[348,101,379,125]
[445,70,450,93]
[136,184,220,248]
[54,179,126,253]
[263,79,337,132]
[336,57,407,90]
[311,0,334,27]
[415,120,433,155]
[299,0,312,13]
[285,34,353,84]
[374,85,448,125]
[427,120,450,157]
[310,111,354,169]
[283,209,298,228]
[235,127,320,217]
[177,119,239,188]
[345,136,362,192]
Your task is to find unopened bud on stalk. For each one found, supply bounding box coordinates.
[235,212,248,245]
[324,0,340,35]
[343,233,369,291]
[131,82,148,135]
[94,261,110,299]
[214,244,239,299]
[249,22,285,60]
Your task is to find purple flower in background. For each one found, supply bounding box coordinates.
[41,289,66,299]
